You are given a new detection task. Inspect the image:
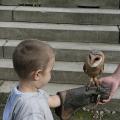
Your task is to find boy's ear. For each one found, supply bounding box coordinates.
[32,69,42,81]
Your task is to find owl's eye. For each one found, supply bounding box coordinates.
[95,57,100,61]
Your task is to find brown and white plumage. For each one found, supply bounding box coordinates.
[83,50,105,88]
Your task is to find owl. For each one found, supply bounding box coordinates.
[83,50,105,89]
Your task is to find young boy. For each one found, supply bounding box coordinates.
[3,40,109,120]
[3,40,60,120]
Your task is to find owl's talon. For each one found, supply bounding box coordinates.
[96,94,101,102]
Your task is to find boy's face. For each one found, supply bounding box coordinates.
[35,57,55,88]
[42,57,55,85]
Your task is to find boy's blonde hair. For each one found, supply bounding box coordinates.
[13,40,55,79]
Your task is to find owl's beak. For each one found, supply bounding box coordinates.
[91,57,102,67]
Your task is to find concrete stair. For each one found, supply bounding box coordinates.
[0,59,118,84]
[12,7,120,25]
[1,40,120,63]
[0,0,119,9]
[0,6,119,43]
[0,22,119,43]
[1,6,120,25]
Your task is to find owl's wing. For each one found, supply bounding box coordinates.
[99,64,104,74]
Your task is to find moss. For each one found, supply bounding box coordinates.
[71,110,93,120]
[0,93,8,105]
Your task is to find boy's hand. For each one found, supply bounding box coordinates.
[99,76,120,103]
[55,85,109,120]
[48,95,61,108]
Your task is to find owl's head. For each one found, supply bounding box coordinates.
[87,50,105,67]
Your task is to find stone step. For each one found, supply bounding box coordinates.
[13,7,120,25]
[2,40,120,63]
[0,59,118,84]
[0,80,120,99]
[1,0,119,9]
[0,40,6,58]
[0,6,15,22]
[0,22,119,44]
[1,6,120,25]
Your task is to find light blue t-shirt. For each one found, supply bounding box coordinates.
[3,86,54,120]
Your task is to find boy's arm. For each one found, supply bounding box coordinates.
[48,95,61,108]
